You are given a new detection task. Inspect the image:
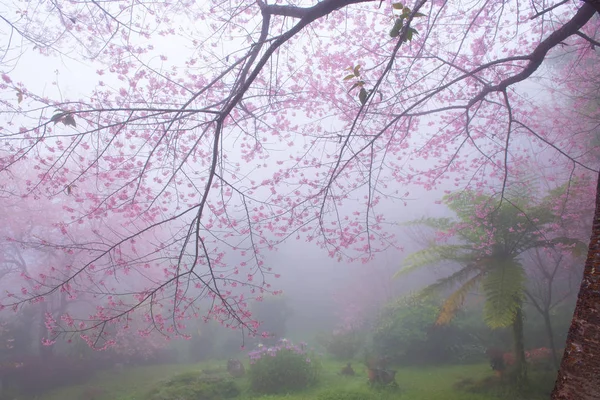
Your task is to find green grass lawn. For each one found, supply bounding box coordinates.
[32,358,555,400]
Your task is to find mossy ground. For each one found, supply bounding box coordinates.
[30,358,556,400]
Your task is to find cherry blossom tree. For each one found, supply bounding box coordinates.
[0,0,599,397]
[0,178,82,360]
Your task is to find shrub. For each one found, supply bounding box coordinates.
[248,339,320,394]
[372,295,487,365]
[372,295,438,363]
[146,371,240,400]
[316,330,363,360]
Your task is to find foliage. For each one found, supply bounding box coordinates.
[248,339,321,394]
[371,295,485,365]
[397,189,582,329]
[482,261,526,329]
[394,189,588,389]
[372,295,438,362]
[315,330,364,360]
[145,371,240,400]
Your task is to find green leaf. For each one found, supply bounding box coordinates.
[405,27,418,42]
[436,273,484,325]
[50,112,66,125]
[349,81,364,92]
[402,216,454,230]
[353,64,361,77]
[393,244,467,279]
[63,114,76,127]
[343,74,356,81]
[482,261,525,329]
[50,111,76,127]
[390,18,403,38]
[392,2,404,10]
[413,12,426,18]
[418,262,485,301]
[358,87,368,105]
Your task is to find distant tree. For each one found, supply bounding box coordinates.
[523,247,582,368]
[522,177,593,367]
[0,189,79,360]
[251,296,292,345]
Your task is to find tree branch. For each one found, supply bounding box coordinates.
[469,3,597,108]
[257,0,377,19]
[575,31,600,47]
[583,0,600,14]
[530,0,569,20]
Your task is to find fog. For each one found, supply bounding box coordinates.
[0,163,588,398]
[0,119,590,398]
[0,168,589,399]
[1,1,598,399]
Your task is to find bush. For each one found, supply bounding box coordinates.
[146,371,240,400]
[372,295,438,363]
[248,339,320,394]
[372,295,487,365]
[316,329,363,359]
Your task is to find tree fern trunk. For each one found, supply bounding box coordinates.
[512,306,528,390]
[552,170,600,399]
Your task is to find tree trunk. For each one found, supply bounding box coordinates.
[512,306,528,390]
[542,310,560,369]
[551,170,600,399]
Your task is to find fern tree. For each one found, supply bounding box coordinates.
[396,188,578,388]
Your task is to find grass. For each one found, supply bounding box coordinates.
[30,358,555,400]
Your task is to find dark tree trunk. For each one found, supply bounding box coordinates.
[552,170,600,399]
[542,310,560,370]
[512,306,528,390]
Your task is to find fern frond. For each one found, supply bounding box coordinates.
[482,261,526,329]
[402,216,455,231]
[436,272,484,325]
[419,261,483,298]
[393,245,468,279]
